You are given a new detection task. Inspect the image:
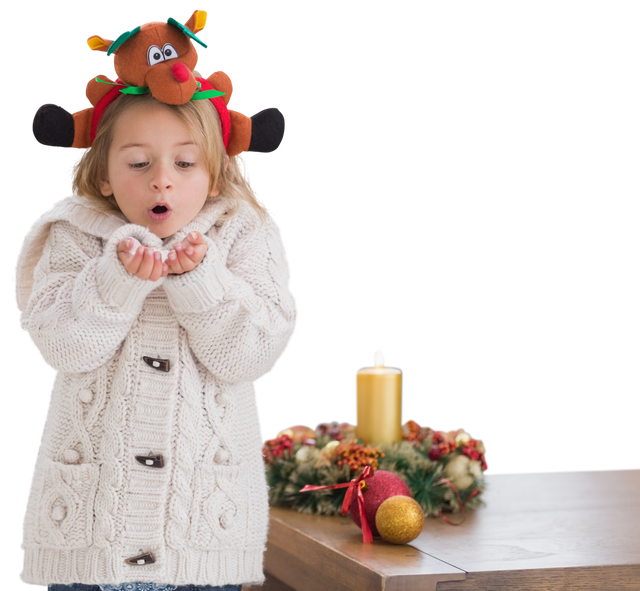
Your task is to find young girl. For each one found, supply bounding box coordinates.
[16,29,295,591]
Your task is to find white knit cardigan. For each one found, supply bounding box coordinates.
[16,195,295,587]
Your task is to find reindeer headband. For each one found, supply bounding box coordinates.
[33,10,284,157]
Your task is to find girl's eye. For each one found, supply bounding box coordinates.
[129,160,195,170]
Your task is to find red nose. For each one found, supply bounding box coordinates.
[172,62,190,83]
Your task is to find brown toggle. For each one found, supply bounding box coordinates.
[143,356,170,372]
[124,551,156,566]
[135,453,164,468]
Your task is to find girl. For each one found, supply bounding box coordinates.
[16,47,295,591]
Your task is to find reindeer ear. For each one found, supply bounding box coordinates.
[87,36,113,52]
[184,10,207,34]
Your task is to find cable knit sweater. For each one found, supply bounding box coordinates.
[15,195,295,587]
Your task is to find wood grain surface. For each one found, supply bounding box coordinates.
[246,471,640,590]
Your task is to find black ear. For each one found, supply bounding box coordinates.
[33,105,75,147]
[248,108,285,153]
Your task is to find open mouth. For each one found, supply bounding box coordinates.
[148,203,173,222]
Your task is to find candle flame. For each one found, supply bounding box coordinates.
[374,351,384,368]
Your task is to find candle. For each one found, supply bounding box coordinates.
[356,352,402,445]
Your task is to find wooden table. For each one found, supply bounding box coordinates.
[245,470,640,591]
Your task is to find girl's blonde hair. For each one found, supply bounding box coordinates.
[72,92,266,221]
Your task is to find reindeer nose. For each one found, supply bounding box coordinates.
[171,62,190,83]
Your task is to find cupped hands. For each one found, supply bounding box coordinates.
[117,231,208,280]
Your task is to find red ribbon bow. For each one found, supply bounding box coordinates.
[300,465,375,542]
[437,477,480,525]
[300,466,480,542]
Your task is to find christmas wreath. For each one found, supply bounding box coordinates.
[263,421,487,519]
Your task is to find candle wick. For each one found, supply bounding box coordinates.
[374,350,385,368]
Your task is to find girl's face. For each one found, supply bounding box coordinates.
[99,102,217,239]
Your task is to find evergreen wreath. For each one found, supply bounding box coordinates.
[263,421,487,518]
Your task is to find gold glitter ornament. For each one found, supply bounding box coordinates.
[375,495,425,544]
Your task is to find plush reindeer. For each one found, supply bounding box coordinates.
[33,10,284,156]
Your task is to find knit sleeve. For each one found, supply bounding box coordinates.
[162,210,296,384]
[21,220,165,373]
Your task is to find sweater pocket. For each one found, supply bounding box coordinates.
[188,464,249,549]
[35,458,99,549]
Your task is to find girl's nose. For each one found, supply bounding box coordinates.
[151,180,172,191]
[150,166,173,191]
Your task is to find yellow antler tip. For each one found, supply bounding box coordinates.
[194,10,207,32]
[87,36,108,50]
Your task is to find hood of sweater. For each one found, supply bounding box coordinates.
[16,194,236,312]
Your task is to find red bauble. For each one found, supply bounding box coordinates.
[428,444,442,460]
[348,470,411,537]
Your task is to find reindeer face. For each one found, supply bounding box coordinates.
[89,11,207,106]
[115,22,198,104]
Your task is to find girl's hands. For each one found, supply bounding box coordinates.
[117,232,207,279]
[118,239,169,281]
[166,231,208,274]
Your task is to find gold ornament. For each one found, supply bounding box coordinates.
[277,425,316,443]
[375,496,425,544]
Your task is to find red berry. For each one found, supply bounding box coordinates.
[428,445,442,460]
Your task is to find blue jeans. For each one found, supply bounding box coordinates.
[49,585,243,591]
